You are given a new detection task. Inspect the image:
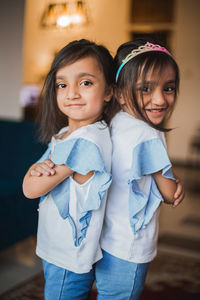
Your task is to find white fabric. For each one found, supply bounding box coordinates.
[36,122,112,273]
[101,112,171,263]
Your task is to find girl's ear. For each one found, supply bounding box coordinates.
[117,92,125,105]
[114,88,125,105]
[104,85,113,102]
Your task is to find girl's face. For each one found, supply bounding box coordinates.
[120,64,176,125]
[56,56,112,130]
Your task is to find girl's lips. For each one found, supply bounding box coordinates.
[145,108,168,113]
[67,103,85,107]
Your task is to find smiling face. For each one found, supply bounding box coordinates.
[56,56,112,131]
[120,64,176,125]
[136,64,176,125]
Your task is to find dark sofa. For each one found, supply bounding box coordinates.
[0,119,46,250]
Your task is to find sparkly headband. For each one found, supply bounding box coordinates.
[115,42,171,81]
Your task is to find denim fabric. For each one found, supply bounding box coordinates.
[95,251,149,300]
[42,260,95,300]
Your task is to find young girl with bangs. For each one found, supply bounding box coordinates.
[23,39,115,300]
[95,39,184,300]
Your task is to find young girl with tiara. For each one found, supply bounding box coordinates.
[22,39,115,300]
[95,39,185,299]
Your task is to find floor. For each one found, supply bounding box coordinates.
[0,165,200,295]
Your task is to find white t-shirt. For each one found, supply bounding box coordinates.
[101,112,174,263]
[36,121,112,273]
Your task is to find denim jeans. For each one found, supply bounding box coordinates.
[95,250,149,300]
[42,260,95,300]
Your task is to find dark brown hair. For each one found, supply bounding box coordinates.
[114,38,180,131]
[37,39,116,143]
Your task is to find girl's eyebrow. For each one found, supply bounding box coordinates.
[56,72,97,80]
[78,72,97,78]
[166,80,176,84]
[137,79,176,85]
[136,80,152,85]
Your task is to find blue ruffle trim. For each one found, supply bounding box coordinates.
[129,138,175,234]
[39,138,112,247]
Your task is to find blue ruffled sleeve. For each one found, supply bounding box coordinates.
[51,138,107,175]
[49,137,112,246]
[42,138,112,246]
[129,138,175,234]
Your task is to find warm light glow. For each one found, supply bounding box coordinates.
[41,1,88,29]
[71,14,84,24]
[57,15,71,27]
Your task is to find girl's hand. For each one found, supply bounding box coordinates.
[173,177,185,208]
[30,159,55,177]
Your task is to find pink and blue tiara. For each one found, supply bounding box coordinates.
[116,42,171,81]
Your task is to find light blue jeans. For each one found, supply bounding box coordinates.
[42,260,95,300]
[95,250,149,300]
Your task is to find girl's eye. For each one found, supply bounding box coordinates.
[164,86,175,93]
[140,86,151,93]
[143,86,151,92]
[57,83,66,89]
[81,80,92,86]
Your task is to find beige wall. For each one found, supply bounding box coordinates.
[23,0,130,84]
[167,0,200,161]
[0,0,25,120]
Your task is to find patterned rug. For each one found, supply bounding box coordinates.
[140,250,200,300]
[0,250,200,300]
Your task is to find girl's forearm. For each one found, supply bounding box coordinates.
[22,163,73,199]
[153,170,177,204]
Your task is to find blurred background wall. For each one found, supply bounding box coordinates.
[0,0,200,163]
[0,0,25,120]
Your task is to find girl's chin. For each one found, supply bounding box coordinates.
[146,112,166,125]
[147,116,165,126]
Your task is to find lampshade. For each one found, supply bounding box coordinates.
[41,0,88,28]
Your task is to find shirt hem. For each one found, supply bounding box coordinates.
[36,247,101,274]
[101,245,157,263]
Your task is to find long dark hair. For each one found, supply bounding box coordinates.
[114,38,180,131]
[37,39,116,143]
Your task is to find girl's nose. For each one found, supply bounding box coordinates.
[151,90,166,106]
[66,85,80,100]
